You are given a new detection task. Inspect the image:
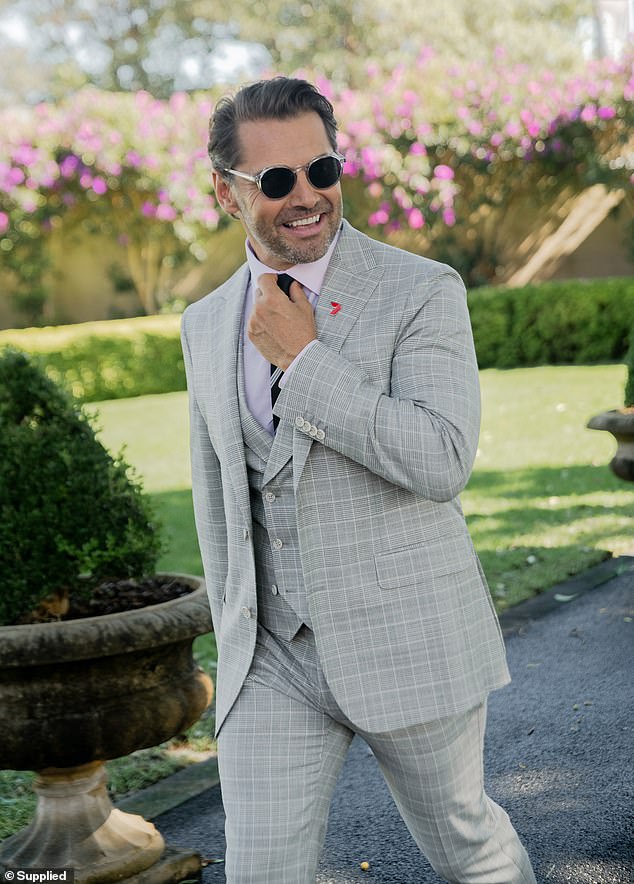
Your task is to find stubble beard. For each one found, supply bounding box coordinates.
[243,201,343,267]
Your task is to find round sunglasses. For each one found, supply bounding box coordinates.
[224,152,345,200]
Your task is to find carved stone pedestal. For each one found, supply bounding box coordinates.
[0,575,213,884]
[587,408,634,482]
[0,763,164,883]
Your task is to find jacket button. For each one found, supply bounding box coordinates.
[271,584,279,596]
[272,538,283,550]
[265,492,276,502]
[295,416,304,428]
[316,429,325,441]
[241,606,253,619]
[243,528,250,541]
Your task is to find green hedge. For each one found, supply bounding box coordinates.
[0,277,632,404]
[469,277,634,369]
[0,315,184,403]
[625,327,634,407]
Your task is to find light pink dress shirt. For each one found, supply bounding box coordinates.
[242,229,341,434]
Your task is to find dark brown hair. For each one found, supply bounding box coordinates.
[208,77,338,176]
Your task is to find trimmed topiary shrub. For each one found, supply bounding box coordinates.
[468,277,634,369]
[0,349,163,626]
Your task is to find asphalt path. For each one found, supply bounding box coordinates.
[154,561,633,883]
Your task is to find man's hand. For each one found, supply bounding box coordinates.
[248,273,317,370]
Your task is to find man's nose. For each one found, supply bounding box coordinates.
[288,169,320,206]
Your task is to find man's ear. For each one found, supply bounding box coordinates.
[212,170,240,218]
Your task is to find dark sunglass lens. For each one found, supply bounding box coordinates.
[308,156,342,189]
[260,167,296,199]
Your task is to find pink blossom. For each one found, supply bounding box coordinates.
[141,202,156,217]
[92,177,107,195]
[12,144,38,166]
[156,203,177,221]
[433,165,454,180]
[368,207,390,226]
[597,106,616,119]
[407,208,425,229]
[7,167,25,186]
[202,208,220,225]
[0,211,9,233]
[442,208,456,226]
[315,76,334,101]
[60,155,80,178]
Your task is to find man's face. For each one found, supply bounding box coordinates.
[213,111,343,270]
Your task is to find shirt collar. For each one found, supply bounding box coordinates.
[245,225,342,296]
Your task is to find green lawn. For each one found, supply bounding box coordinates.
[2,363,631,840]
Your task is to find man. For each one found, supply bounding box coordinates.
[181,76,536,883]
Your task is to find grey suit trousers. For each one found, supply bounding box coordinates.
[218,624,536,884]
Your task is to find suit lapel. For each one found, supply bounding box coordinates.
[263,418,294,485]
[291,224,383,488]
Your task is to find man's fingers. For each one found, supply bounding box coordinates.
[287,281,308,304]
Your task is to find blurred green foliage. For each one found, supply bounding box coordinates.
[0,315,184,403]
[469,277,634,370]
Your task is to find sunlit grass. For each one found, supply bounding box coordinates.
[465,364,632,607]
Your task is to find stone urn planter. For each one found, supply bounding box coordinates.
[587,407,634,482]
[0,574,213,884]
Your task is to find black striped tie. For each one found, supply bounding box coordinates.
[270,273,294,429]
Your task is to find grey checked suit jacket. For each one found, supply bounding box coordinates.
[180,220,510,735]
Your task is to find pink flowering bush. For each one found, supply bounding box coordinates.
[0,89,222,319]
[0,48,632,321]
[329,48,633,282]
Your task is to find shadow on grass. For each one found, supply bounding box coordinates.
[464,464,633,550]
[466,462,626,499]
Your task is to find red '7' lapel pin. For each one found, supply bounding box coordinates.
[330,302,341,315]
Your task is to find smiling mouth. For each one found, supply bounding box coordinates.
[283,213,322,229]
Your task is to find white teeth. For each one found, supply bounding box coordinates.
[287,214,320,228]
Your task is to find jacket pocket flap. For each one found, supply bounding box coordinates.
[374,533,474,589]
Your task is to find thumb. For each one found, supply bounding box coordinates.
[288,280,308,304]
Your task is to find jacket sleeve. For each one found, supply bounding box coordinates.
[273,268,481,502]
